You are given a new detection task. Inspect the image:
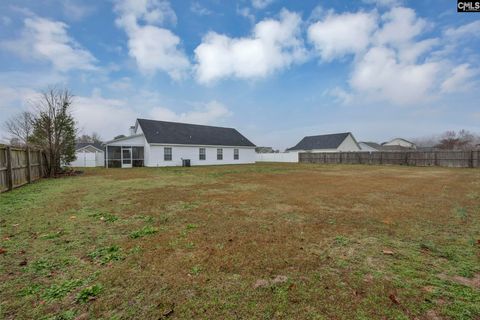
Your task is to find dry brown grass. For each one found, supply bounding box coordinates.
[1,163,479,319]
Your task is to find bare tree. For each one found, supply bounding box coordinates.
[29,88,77,176]
[435,130,480,150]
[77,132,102,144]
[3,111,34,146]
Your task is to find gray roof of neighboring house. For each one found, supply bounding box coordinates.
[382,138,415,146]
[137,118,256,147]
[359,142,383,150]
[75,142,103,151]
[287,132,352,151]
[359,142,415,152]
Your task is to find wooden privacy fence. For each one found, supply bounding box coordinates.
[299,150,480,168]
[0,146,47,193]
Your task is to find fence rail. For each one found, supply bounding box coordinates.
[299,150,480,168]
[0,146,47,193]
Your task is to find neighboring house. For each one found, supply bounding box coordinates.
[286,132,361,153]
[255,147,275,153]
[359,141,415,152]
[359,142,383,152]
[104,119,256,168]
[382,138,417,149]
[71,142,105,167]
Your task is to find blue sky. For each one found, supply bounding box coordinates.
[0,0,479,149]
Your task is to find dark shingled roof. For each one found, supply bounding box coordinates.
[75,142,103,151]
[287,133,351,151]
[137,119,255,147]
[360,142,383,150]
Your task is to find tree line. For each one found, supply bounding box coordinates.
[413,130,480,150]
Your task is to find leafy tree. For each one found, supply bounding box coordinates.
[29,88,77,176]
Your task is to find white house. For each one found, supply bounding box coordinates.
[382,138,416,149]
[70,143,105,167]
[104,119,256,168]
[359,142,383,152]
[286,132,361,153]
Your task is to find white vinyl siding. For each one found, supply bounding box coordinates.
[147,145,255,167]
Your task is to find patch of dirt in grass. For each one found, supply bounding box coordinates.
[438,273,480,289]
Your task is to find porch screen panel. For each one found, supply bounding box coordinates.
[132,147,144,167]
[107,146,122,168]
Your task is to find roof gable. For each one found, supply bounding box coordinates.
[382,138,415,146]
[75,142,103,151]
[137,119,255,147]
[287,133,351,151]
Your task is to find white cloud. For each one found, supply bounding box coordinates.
[444,21,480,39]
[307,6,453,105]
[194,9,307,84]
[237,7,256,24]
[1,16,96,72]
[115,0,177,27]
[149,100,231,125]
[73,93,137,139]
[441,64,478,93]
[374,7,428,47]
[350,46,440,105]
[108,77,132,91]
[326,86,354,105]
[252,0,275,9]
[114,0,190,80]
[308,11,378,61]
[0,86,39,112]
[190,2,212,16]
[62,0,96,21]
[363,0,403,7]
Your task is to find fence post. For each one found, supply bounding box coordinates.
[6,146,13,190]
[470,150,474,168]
[26,146,32,183]
[39,151,44,177]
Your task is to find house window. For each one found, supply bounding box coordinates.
[234,148,239,160]
[199,148,206,160]
[217,148,223,160]
[164,147,172,161]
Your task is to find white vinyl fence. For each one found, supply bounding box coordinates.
[255,153,298,163]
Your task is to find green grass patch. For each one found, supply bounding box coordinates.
[88,245,123,265]
[42,279,83,302]
[129,226,158,239]
[77,284,103,303]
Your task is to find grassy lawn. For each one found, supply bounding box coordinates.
[1,163,479,319]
